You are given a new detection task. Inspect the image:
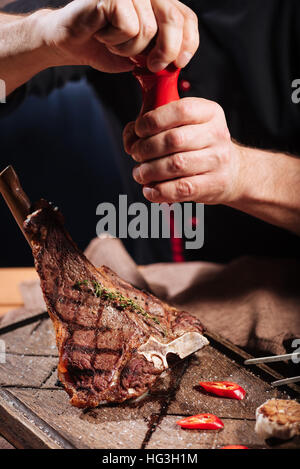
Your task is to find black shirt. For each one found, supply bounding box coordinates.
[2,0,300,264]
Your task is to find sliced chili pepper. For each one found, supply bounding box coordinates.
[221,445,249,449]
[176,413,224,430]
[198,381,246,400]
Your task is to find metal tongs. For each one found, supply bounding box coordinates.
[244,353,300,387]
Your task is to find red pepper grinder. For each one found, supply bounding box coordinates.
[132,57,184,262]
[132,55,181,114]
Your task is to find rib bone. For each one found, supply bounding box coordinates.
[138,332,209,369]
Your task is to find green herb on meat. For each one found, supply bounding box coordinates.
[73,279,165,335]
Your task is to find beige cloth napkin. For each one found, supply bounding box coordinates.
[2,237,300,355]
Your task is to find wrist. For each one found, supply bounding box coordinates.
[28,9,66,69]
[227,141,266,210]
[225,141,247,206]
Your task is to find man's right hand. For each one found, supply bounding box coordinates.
[38,0,199,73]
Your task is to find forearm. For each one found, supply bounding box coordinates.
[0,10,60,96]
[229,143,300,235]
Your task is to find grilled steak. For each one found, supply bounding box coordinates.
[24,200,208,408]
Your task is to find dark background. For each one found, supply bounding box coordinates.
[0,78,123,266]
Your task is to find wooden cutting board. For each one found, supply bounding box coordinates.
[0,311,299,449]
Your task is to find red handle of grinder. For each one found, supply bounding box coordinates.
[132,57,184,262]
[132,56,180,115]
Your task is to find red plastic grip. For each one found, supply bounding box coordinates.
[132,56,180,115]
[132,58,184,262]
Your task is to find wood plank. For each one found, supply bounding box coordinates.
[0,355,57,387]
[0,435,15,449]
[0,389,74,449]
[9,388,161,449]
[0,299,298,449]
[0,318,58,356]
[3,361,186,449]
[146,415,265,449]
[41,367,59,389]
[206,330,300,395]
[0,268,37,305]
[167,347,285,419]
[0,308,47,331]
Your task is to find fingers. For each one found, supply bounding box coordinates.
[147,0,199,72]
[95,0,157,57]
[59,0,198,70]
[129,124,214,162]
[173,0,199,68]
[98,0,199,68]
[123,121,139,152]
[88,40,135,72]
[142,174,223,204]
[134,98,220,138]
[56,0,107,40]
[147,0,183,72]
[132,149,216,185]
[95,0,140,45]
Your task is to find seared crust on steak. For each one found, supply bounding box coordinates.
[24,200,207,408]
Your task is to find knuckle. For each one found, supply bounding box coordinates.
[180,3,198,24]
[142,112,159,133]
[223,125,231,141]
[165,129,184,150]
[127,23,140,39]
[192,32,200,51]
[218,144,230,165]
[157,43,179,60]
[168,153,186,173]
[123,121,134,138]
[163,6,183,25]
[212,101,225,119]
[116,3,140,37]
[176,179,193,198]
[131,142,142,161]
[210,149,222,167]
[178,99,192,120]
[142,21,157,40]
[213,122,230,143]
[138,138,153,160]
[187,9,198,25]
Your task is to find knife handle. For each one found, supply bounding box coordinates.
[0,165,32,245]
[132,55,180,115]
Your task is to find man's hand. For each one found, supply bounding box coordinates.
[123,98,241,204]
[0,0,199,95]
[39,0,199,73]
[124,97,300,235]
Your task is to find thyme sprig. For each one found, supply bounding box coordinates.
[73,279,164,333]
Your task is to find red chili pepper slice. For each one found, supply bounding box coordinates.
[221,445,249,449]
[176,413,224,430]
[198,381,246,400]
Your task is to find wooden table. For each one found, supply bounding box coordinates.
[0,267,38,450]
[0,268,299,449]
[0,267,38,317]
